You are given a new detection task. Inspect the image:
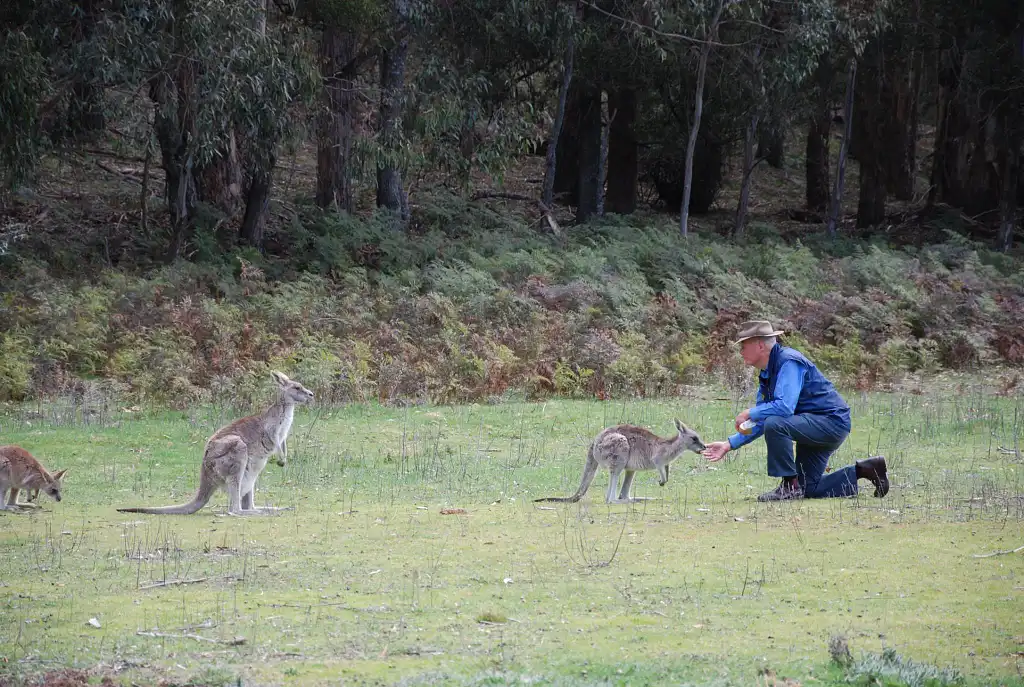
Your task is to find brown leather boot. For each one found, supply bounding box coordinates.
[856,456,889,497]
[757,477,804,502]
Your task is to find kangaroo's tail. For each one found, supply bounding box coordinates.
[534,444,600,503]
[117,475,217,515]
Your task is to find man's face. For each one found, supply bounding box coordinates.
[739,338,769,369]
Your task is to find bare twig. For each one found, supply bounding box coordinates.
[972,545,1024,559]
[578,0,750,47]
[136,630,246,645]
[138,576,208,589]
[470,191,561,237]
[96,160,144,186]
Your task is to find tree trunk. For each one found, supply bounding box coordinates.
[757,121,784,169]
[827,58,856,237]
[605,87,638,215]
[543,29,575,208]
[67,0,105,136]
[239,159,273,249]
[996,138,1018,252]
[680,0,725,237]
[888,4,922,201]
[575,85,603,223]
[376,0,410,217]
[553,83,581,204]
[805,57,833,212]
[149,0,199,263]
[734,111,759,238]
[238,0,277,250]
[200,128,242,214]
[928,37,969,208]
[855,42,887,228]
[597,96,609,217]
[316,26,357,212]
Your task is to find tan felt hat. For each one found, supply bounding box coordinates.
[734,320,785,344]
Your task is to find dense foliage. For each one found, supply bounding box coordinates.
[1,194,1021,406]
[0,0,1021,404]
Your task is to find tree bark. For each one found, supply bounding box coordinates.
[316,26,357,212]
[805,57,833,212]
[996,137,1018,252]
[67,0,105,136]
[575,84,603,223]
[200,128,242,214]
[680,0,726,237]
[888,4,922,201]
[604,87,638,215]
[734,111,759,238]
[543,28,575,208]
[597,96,610,217]
[855,42,887,228]
[553,83,581,204]
[238,0,277,250]
[827,58,856,237]
[757,121,784,169]
[928,34,969,208]
[149,0,198,263]
[239,160,273,249]
[376,0,410,218]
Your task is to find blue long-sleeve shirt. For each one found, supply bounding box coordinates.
[728,361,807,450]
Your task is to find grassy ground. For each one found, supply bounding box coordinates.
[0,383,1022,686]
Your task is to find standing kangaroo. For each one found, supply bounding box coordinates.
[118,371,313,516]
[535,419,706,504]
[0,446,68,512]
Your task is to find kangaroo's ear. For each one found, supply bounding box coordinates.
[674,418,684,432]
[271,370,290,385]
[51,469,68,482]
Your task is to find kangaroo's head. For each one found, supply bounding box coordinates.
[673,419,706,453]
[43,469,68,502]
[271,371,315,405]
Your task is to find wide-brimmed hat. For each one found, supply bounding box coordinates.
[734,320,785,344]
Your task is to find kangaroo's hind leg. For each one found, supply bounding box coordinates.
[239,461,291,514]
[617,471,636,501]
[212,437,252,516]
[0,485,17,512]
[605,466,625,504]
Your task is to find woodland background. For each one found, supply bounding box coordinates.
[1,0,1023,407]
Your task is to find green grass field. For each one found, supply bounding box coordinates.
[1,383,1022,686]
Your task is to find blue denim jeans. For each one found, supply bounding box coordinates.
[762,413,857,498]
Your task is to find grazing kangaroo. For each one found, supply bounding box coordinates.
[0,446,68,512]
[118,371,313,516]
[535,419,706,504]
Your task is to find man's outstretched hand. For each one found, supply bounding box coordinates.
[703,441,731,463]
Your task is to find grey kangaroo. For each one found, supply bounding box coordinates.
[118,371,313,516]
[535,419,706,504]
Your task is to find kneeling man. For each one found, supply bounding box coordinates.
[702,320,889,501]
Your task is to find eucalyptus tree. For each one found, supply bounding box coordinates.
[409,0,560,187]
[299,0,384,213]
[923,0,1022,250]
[728,0,835,237]
[375,0,412,216]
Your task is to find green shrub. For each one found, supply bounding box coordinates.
[0,333,32,401]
